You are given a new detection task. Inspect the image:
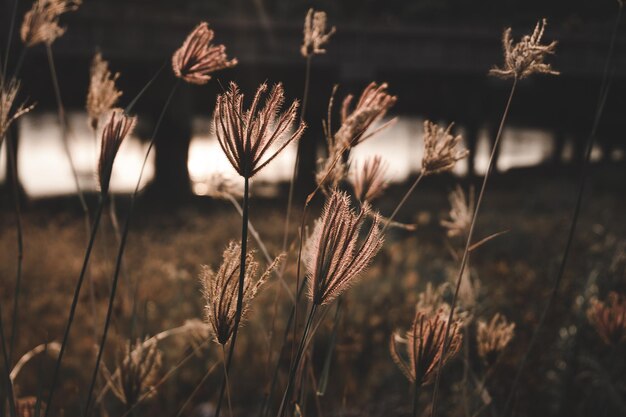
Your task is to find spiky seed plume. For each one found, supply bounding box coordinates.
[301,8,336,57]
[107,338,162,407]
[214,82,306,178]
[98,109,136,194]
[1,80,34,144]
[421,120,468,175]
[352,156,389,203]
[587,292,626,346]
[390,308,463,385]
[87,53,122,131]
[441,185,474,239]
[20,0,81,47]
[490,18,559,80]
[172,22,238,85]
[305,191,384,305]
[476,313,515,365]
[200,242,282,345]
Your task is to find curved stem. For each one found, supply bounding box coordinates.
[222,344,234,417]
[429,78,518,417]
[501,6,623,416]
[82,81,179,417]
[215,175,250,417]
[44,197,106,417]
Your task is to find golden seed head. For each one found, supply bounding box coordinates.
[200,241,282,345]
[476,313,515,365]
[421,120,468,175]
[306,190,384,305]
[107,338,162,407]
[587,291,626,346]
[490,18,559,80]
[214,82,306,178]
[390,308,463,385]
[20,0,81,47]
[1,80,34,143]
[441,185,474,239]
[336,82,397,149]
[98,109,136,194]
[352,156,389,203]
[87,53,122,131]
[172,22,238,85]
[301,8,336,57]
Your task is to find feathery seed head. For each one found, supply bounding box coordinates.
[98,109,136,195]
[336,82,397,149]
[476,313,515,365]
[214,82,306,178]
[1,80,34,144]
[441,185,474,239]
[390,308,463,385]
[172,22,238,85]
[20,0,81,47]
[421,120,468,175]
[200,242,282,345]
[587,292,626,346]
[305,191,384,305]
[301,9,336,57]
[352,156,389,203]
[87,53,122,131]
[490,19,559,80]
[108,338,162,407]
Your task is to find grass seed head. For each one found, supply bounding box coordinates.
[421,120,468,175]
[352,156,389,203]
[476,313,515,365]
[301,9,336,57]
[98,109,136,195]
[21,0,81,47]
[87,53,122,131]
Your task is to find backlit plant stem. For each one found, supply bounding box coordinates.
[430,77,518,417]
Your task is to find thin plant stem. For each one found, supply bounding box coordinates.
[2,0,19,80]
[278,303,318,417]
[82,81,180,417]
[214,175,250,417]
[174,360,222,417]
[5,132,22,368]
[43,198,107,417]
[222,345,234,417]
[45,44,89,215]
[382,171,425,234]
[0,306,17,417]
[412,381,421,417]
[502,6,623,416]
[430,78,518,417]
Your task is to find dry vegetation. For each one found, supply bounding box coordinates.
[1,2,626,417]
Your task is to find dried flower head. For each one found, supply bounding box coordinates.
[421,120,468,175]
[305,191,384,305]
[336,82,397,148]
[215,82,306,178]
[490,18,559,80]
[1,80,34,144]
[20,0,81,47]
[172,22,237,85]
[587,292,626,346]
[87,53,122,131]
[301,8,336,57]
[108,338,162,407]
[476,313,515,365]
[390,308,463,386]
[441,185,474,239]
[200,242,282,345]
[98,109,136,194]
[15,397,46,417]
[352,156,389,203]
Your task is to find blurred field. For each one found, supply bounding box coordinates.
[2,166,625,417]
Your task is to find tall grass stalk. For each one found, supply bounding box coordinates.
[502,6,623,415]
[382,171,425,233]
[5,132,22,368]
[214,175,250,417]
[82,81,180,417]
[0,307,17,417]
[429,78,518,417]
[43,198,106,417]
[2,0,19,80]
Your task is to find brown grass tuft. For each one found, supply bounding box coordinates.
[20,0,81,47]
[421,120,468,175]
[301,8,336,57]
[98,109,137,194]
[86,53,122,131]
[476,313,515,365]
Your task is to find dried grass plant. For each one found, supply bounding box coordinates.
[87,53,122,131]
[301,9,336,57]
[351,156,389,204]
[20,0,81,47]
[172,22,238,85]
[0,79,34,144]
[476,313,515,365]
